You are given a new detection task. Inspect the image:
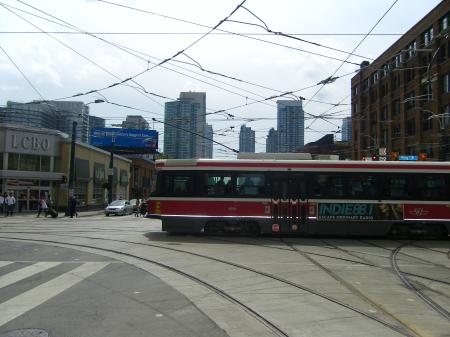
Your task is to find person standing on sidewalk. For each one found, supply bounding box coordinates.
[0,192,5,216]
[5,192,16,216]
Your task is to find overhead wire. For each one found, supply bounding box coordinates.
[303,0,399,109]
[0,44,45,100]
[2,0,358,119]
[97,0,369,66]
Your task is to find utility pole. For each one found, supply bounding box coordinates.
[67,121,77,214]
[107,137,115,204]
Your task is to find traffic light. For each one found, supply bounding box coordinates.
[419,153,427,161]
[391,152,399,161]
[61,175,67,183]
[371,154,378,161]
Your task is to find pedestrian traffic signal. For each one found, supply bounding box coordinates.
[391,152,399,161]
[419,153,427,161]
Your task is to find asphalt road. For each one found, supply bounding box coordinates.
[0,213,449,337]
[0,229,228,337]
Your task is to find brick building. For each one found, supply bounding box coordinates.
[351,1,450,160]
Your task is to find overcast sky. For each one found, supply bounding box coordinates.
[0,0,443,157]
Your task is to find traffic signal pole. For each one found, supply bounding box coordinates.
[67,121,77,214]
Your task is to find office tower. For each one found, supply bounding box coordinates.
[341,117,352,142]
[122,115,149,130]
[89,115,106,129]
[164,92,207,159]
[277,100,305,152]
[50,101,90,143]
[1,100,90,143]
[266,128,279,153]
[239,124,255,153]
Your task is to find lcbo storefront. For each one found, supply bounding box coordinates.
[0,124,65,212]
[1,123,131,212]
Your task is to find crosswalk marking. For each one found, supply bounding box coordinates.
[0,262,110,327]
[0,262,61,290]
[0,262,13,268]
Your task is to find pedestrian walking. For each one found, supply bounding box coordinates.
[139,200,147,217]
[5,192,16,216]
[134,199,140,217]
[0,192,5,216]
[69,196,77,218]
[37,196,48,217]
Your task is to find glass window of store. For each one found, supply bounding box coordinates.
[93,163,106,205]
[74,158,89,206]
[7,153,52,171]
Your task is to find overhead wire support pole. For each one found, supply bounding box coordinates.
[67,121,77,215]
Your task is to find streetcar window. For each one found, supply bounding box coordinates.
[236,173,266,196]
[415,174,449,200]
[348,174,378,199]
[382,175,412,200]
[202,173,233,196]
[309,174,344,199]
[163,174,194,195]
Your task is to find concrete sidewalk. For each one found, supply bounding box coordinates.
[1,209,104,219]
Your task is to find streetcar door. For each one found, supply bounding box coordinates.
[270,174,307,233]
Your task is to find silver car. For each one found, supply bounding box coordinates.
[105,200,133,216]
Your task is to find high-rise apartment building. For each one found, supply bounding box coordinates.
[239,124,255,153]
[203,124,213,159]
[1,100,90,143]
[341,117,352,142]
[89,115,106,129]
[266,128,279,153]
[122,115,149,130]
[351,1,450,160]
[277,100,305,152]
[163,92,207,159]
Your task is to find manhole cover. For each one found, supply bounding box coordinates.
[0,329,49,337]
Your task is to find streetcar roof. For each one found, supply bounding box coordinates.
[155,159,450,173]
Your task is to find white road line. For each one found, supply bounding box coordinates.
[0,262,13,268]
[0,262,110,327]
[0,262,61,290]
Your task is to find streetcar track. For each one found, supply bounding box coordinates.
[3,229,450,287]
[0,235,290,337]
[281,239,424,337]
[0,233,420,337]
[360,239,450,270]
[391,242,450,322]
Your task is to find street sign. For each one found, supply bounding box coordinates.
[399,155,418,161]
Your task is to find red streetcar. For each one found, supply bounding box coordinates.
[147,158,450,237]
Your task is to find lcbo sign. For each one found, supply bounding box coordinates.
[5,130,59,156]
[11,134,50,151]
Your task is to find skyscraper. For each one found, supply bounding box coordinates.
[122,115,149,130]
[266,128,278,153]
[1,100,90,143]
[341,117,352,142]
[203,124,213,159]
[277,100,304,152]
[163,92,207,159]
[239,124,255,153]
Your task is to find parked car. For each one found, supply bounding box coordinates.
[105,200,133,216]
